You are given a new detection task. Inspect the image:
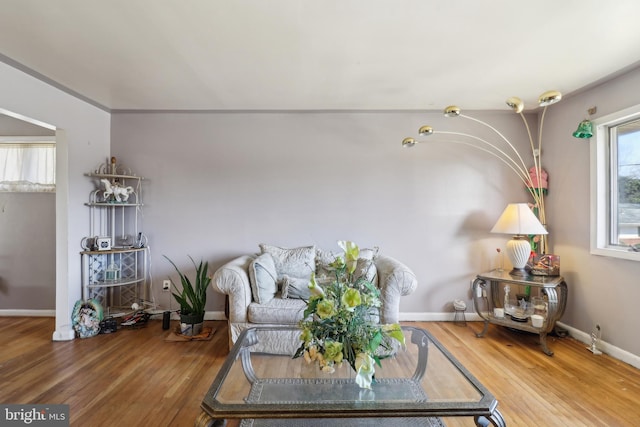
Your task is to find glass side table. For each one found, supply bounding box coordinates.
[472,270,568,356]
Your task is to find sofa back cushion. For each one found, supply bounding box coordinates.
[259,244,315,283]
[248,253,278,304]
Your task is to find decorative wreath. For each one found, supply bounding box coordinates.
[72,299,104,338]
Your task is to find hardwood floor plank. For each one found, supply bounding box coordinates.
[425,322,640,426]
[0,317,638,426]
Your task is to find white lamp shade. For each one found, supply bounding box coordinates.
[490,203,548,236]
[491,203,547,274]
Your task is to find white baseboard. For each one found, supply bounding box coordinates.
[399,313,640,370]
[161,310,227,321]
[5,309,637,369]
[557,321,640,370]
[0,309,56,317]
[205,311,227,321]
[400,312,483,322]
[52,326,75,341]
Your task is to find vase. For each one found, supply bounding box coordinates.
[179,313,204,336]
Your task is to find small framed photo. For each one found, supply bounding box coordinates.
[96,237,112,251]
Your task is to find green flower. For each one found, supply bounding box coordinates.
[300,327,313,344]
[316,299,336,319]
[338,240,360,274]
[382,323,406,347]
[329,256,345,270]
[324,340,344,363]
[341,288,361,311]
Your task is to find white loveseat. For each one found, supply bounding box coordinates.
[212,244,418,352]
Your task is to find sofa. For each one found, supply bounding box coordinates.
[212,243,418,353]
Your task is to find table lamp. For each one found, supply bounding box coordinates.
[491,203,548,276]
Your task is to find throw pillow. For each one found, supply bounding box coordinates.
[355,246,379,284]
[258,244,316,282]
[281,275,313,300]
[248,253,278,304]
[315,246,379,285]
[315,248,338,282]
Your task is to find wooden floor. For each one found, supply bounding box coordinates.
[1,318,639,426]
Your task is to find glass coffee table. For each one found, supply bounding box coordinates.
[197,326,505,427]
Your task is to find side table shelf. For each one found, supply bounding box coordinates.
[472,269,568,356]
[81,247,148,315]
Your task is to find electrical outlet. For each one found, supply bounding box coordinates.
[162,280,171,292]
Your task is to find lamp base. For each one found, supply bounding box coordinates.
[506,236,533,274]
[509,267,529,277]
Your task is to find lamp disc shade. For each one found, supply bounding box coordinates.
[444,105,461,117]
[572,119,593,139]
[505,97,524,113]
[538,90,562,107]
[490,203,548,236]
[402,137,416,148]
[418,125,433,136]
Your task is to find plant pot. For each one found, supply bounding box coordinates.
[179,312,204,336]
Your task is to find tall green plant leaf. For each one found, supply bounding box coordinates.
[164,255,210,315]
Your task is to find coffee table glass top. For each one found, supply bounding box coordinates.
[201,326,501,422]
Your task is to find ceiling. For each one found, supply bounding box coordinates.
[2,0,640,112]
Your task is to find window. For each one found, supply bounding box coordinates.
[0,138,56,192]
[591,105,640,261]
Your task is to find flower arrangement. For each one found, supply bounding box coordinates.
[293,241,405,389]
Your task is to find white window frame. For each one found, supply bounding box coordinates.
[591,104,640,261]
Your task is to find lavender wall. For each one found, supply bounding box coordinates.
[544,68,640,358]
[4,54,639,361]
[113,75,640,361]
[1,61,111,340]
[111,111,529,316]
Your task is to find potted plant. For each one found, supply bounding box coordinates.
[164,255,211,336]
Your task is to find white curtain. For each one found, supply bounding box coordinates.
[0,143,56,192]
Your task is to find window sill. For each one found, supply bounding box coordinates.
[590,246,640,262]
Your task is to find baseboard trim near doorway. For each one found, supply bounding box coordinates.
[0,309,55,317]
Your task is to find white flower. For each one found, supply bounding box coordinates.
[355,353,375,389]
[308,272,325,297]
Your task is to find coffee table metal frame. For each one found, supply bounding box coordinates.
[197,326,506,427]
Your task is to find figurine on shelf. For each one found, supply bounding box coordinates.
[111,156,117,174]
[101,178,134,202]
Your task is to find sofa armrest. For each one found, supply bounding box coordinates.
[374,254,418,324]
[212,255,255,324]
